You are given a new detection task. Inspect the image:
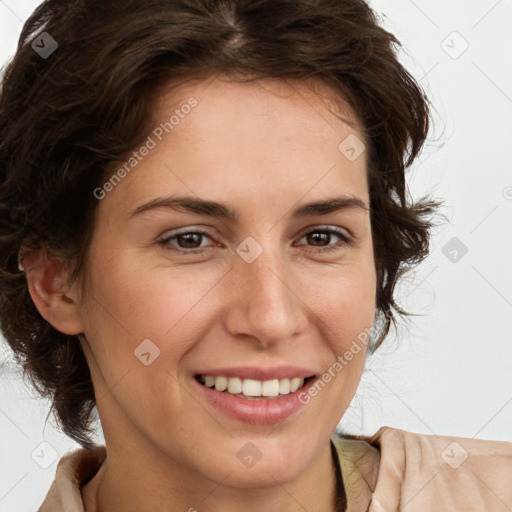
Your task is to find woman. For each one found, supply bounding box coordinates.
[1,0,511,511]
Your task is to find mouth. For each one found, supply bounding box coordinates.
[194,374,316,400]
[193,368,320,425]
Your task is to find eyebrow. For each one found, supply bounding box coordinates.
[131,195,369,221]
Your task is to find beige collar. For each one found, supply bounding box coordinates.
[332,426,512,512]
[39,426,512,512]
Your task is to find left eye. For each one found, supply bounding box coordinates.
[157,227,350,254]
[296,228,351,252]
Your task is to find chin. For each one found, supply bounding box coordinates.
[216,458,305,489]
[206,437,314,488]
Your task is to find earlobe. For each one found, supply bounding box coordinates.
[20,248,84,335]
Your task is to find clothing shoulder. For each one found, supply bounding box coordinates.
[38,444,106,512]
[332,426,512,512]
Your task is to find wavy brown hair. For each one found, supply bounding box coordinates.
[0,0,438,447]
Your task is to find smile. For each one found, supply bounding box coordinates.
[196,374,313,399]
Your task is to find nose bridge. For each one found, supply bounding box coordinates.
[224,236,307,345]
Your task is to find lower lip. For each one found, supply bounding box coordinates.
[192,376,317,425]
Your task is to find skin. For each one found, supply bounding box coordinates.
[25,75,377,512]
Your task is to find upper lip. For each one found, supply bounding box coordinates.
[195,365,317,381]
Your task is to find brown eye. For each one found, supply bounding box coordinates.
[297,227,351,253]
[158,230,214,253]
[174,232,205,249]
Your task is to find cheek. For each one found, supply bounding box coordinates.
[309,259,376,384]
[306,269,374,410]
[78,251,228,385]
[84,251,213,338]
[307,258,376,337]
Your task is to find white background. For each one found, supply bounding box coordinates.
[1,0,511,510]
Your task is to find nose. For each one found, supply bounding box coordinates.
[222,242,309,348]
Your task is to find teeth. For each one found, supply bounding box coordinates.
[279,378,291,395]
[243,379,262,397]
[227,377,242,394]
[290,377,303,393]
[261,379,279,397]
[214,376,228,392]
[200,375,307,398]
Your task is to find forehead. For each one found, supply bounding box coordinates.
[101,75,369,217]
[155,74,363,135]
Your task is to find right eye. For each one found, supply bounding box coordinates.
[157,229,217,254]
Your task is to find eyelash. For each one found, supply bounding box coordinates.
[157,227,352,255]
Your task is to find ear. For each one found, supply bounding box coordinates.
[20,248,84,335]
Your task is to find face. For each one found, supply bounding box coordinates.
[76,75,376,488]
